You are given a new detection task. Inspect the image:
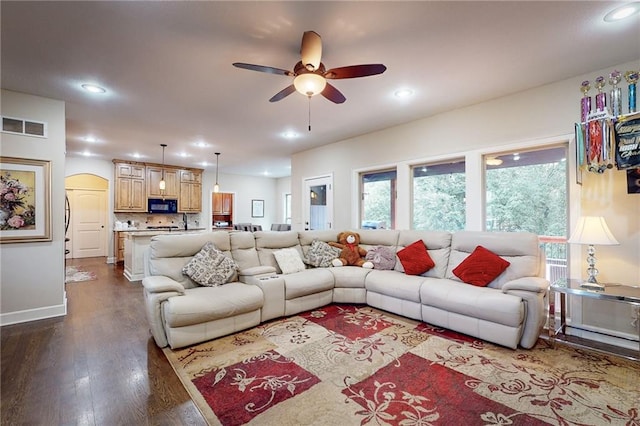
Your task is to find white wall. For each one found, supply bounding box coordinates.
[1,90,67,325]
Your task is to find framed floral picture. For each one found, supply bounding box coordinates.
[0,157,51,243]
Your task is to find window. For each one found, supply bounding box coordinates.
[360,169,396,229]
[412,159,466,231]
[485,146,568,283]
[284,193,291,224]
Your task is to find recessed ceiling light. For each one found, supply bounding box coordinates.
[394,89,414,98]
[282,131,298,139]
[82,150,92,157]
[81,83,106,93]
[84,136,97,143]
[132,153,141,159]
[194,141,208,148]
[604,2,640,21]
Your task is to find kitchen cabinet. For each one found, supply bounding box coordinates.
[178,169,202,212]
[114,231,125,263]
[147,166,179,199]
[213,192,233,214]
[114,161,146,211]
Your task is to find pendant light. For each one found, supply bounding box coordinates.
[159,144,167,191]
[213,152,220,193]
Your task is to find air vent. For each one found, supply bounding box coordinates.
[2,116,47,138]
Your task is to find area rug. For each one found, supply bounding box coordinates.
[64,265,97,283]
[163,304,640,426]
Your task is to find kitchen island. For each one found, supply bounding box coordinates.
[123,228,206,281]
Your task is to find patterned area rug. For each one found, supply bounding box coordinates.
[163,304,640,426]
[65,265,97,283]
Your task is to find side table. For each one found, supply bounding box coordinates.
[548,278,640,360]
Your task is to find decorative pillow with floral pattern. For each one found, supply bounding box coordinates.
[182,242,238,286]
[304,239,341,268]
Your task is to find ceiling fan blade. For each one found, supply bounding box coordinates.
[321,83,346,104]
[233,62,292,76]
[325,64,387,79]
[300,31,322,71]
[269,85,296,102]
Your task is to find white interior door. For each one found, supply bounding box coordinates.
[303,175,333,231]
[70,189,107,258]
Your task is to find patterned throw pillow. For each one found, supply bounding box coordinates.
[182,242,238,286]
[365,246,396,270]
[304,239,341,268]
[273,247,306,274]
[452,245,510,287]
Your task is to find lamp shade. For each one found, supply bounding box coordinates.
[568,216,619,245]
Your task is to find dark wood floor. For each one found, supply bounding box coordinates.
[1,257,207,426]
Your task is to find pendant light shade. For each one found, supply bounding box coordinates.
[159,144,167,191]
[213,152,220,193]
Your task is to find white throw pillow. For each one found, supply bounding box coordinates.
[182,242,238,286]
[273,247,306,274]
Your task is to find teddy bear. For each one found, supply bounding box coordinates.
[328,231,373,268]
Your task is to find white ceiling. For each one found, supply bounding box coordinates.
[2,1,639,178]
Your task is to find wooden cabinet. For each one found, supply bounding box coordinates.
[114,231,125,263]
[147,166,179,199]
[114,161,146,212]
[178,169,202,212]
[213,192,233,214]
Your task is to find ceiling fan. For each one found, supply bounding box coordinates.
[233,31,387,104]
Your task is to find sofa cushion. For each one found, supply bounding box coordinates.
[274,247,306,274]
[365,270,424,303]
[365,246,396,270]
[397,240,435,275]
[452,245,511,287]
[282,268,335,299]
[330,266,372,288]
[420,278,523,327]
[163,283,263,328]
[304,239,340,268]
[182,242,238,286]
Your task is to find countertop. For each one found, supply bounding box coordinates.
[119,228,207,236]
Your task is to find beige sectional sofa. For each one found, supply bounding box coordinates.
[142,229,549,350]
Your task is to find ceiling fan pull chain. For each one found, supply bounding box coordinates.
[308,95,312,131]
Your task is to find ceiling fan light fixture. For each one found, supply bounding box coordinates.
[294,73,326,97]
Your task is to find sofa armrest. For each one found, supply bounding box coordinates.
[501,277,549,294]
[502,277,549,349]
[142,275,185,294]
[238,265,277,279]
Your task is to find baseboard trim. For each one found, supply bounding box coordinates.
[0,299,67,326]
[106,256,116,264]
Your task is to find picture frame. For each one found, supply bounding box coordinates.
[251,199,264,218]
[0,157,51,243]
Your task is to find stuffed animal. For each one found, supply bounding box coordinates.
[328,231,373,268]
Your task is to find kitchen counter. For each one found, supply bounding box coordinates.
[123,228,206,281]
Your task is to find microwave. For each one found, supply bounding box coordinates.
[148,198,178,214]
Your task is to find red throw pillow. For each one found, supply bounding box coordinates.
[452,245,511,287]
[397,240,435,275]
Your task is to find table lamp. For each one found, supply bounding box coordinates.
[568,216,619,289]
